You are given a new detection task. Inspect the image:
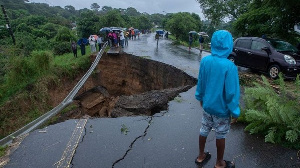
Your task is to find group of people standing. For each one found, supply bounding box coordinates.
[71,35,104,58]
[107,30,127,48]
[106,29,139,48]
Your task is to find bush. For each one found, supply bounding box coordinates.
[243,74,300,148]
[6,56,36,87]
[33,37,52,51]
[52,41,72,55]
[31,50,53,74]
[14,32,36,56]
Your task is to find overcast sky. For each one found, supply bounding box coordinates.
[28,0,205,19]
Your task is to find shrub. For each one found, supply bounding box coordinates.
[33,37,52,51]
[31,50,53,74]
[243,74,300,148]
[52,41,72,55]
[5,56,36,87]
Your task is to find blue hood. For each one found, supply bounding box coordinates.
[211,30,233,58]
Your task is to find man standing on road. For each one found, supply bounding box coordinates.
[189,33,193,50]
[194,30,240,168]
[199,35,204,53]
[155,32,159,46]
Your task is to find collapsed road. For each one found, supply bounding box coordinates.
[2,33,299,168]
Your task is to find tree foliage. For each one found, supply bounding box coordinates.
[196,0,250,26]
[90,3,100,11]
[233,0,300,43]
[102,10,126,28]
[244,75,300,148]
[166,12,200,41]
[77,10,100,38]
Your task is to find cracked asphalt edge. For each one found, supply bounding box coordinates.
[54,118,88,168]
[112,117,153,168]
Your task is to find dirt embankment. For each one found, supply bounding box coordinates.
[57,52,197,121]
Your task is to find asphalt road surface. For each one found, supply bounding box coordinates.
[4,33,299,168]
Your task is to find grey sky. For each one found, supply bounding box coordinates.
[28,0,205,19]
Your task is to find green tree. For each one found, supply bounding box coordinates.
[91,3,100,12]
[77,10,100,38]
[125,7,140,16]
[101,6,113,13]
[137,15,152,30]
[166,12,199,41]
[233,0,300,43]
[55,26,75,42]
[40,23,60,39]
[149,13,165,26]
[53,27,76,55]
[64,5,76,14]
[102,10,125,27]
[196,0,250,26]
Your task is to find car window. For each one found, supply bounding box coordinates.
[267,40,298,52]
[236,39,251,49]
[251,41,267,51]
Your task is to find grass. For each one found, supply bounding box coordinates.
[0,45,96,139]
[174,96,183,103]
[0,145,8,157]
[168,35,211,51]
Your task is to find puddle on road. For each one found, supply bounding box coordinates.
[58,52,197,121]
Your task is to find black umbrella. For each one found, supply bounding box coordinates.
[100,27,111,32]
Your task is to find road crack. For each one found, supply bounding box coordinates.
[112,117,153,168]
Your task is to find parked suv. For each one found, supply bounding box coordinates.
[229,37,300,79]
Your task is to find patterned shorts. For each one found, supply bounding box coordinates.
[200,111,231,139]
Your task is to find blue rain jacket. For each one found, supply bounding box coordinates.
[195,30,240,118]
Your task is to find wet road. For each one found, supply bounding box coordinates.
[4,33,299,168]
[123,33,205,78]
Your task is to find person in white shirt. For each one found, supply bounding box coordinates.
[119,31,125,48]
[88,35,96,52]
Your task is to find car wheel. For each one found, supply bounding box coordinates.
[268,65,280,79]
[228,56,235,63]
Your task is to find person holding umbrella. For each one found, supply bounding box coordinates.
[189,33,193,50]
[199,35,204,53]
[77,38,87,56]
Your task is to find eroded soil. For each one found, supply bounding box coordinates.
[51,52,197,123]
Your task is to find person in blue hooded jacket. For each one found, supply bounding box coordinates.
[194,30,240,168]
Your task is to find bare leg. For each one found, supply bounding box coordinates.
[215,138,226,168]
[196,135,207,161]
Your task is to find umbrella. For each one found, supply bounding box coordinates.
[134,29,140,33]
[100,27,111,32]
[198,32,209,37]
[77,38,88,45]
[189,31,198,35]
[128,27,134,30]
[111,27,121,32]
[90,35,98,40]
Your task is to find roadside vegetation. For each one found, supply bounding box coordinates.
[0,145,7,157]
[239,73,300,149]
[0,0,300,149]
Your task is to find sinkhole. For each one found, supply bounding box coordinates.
[64,52,197,119]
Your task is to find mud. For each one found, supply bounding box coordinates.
[58,52,197,120]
